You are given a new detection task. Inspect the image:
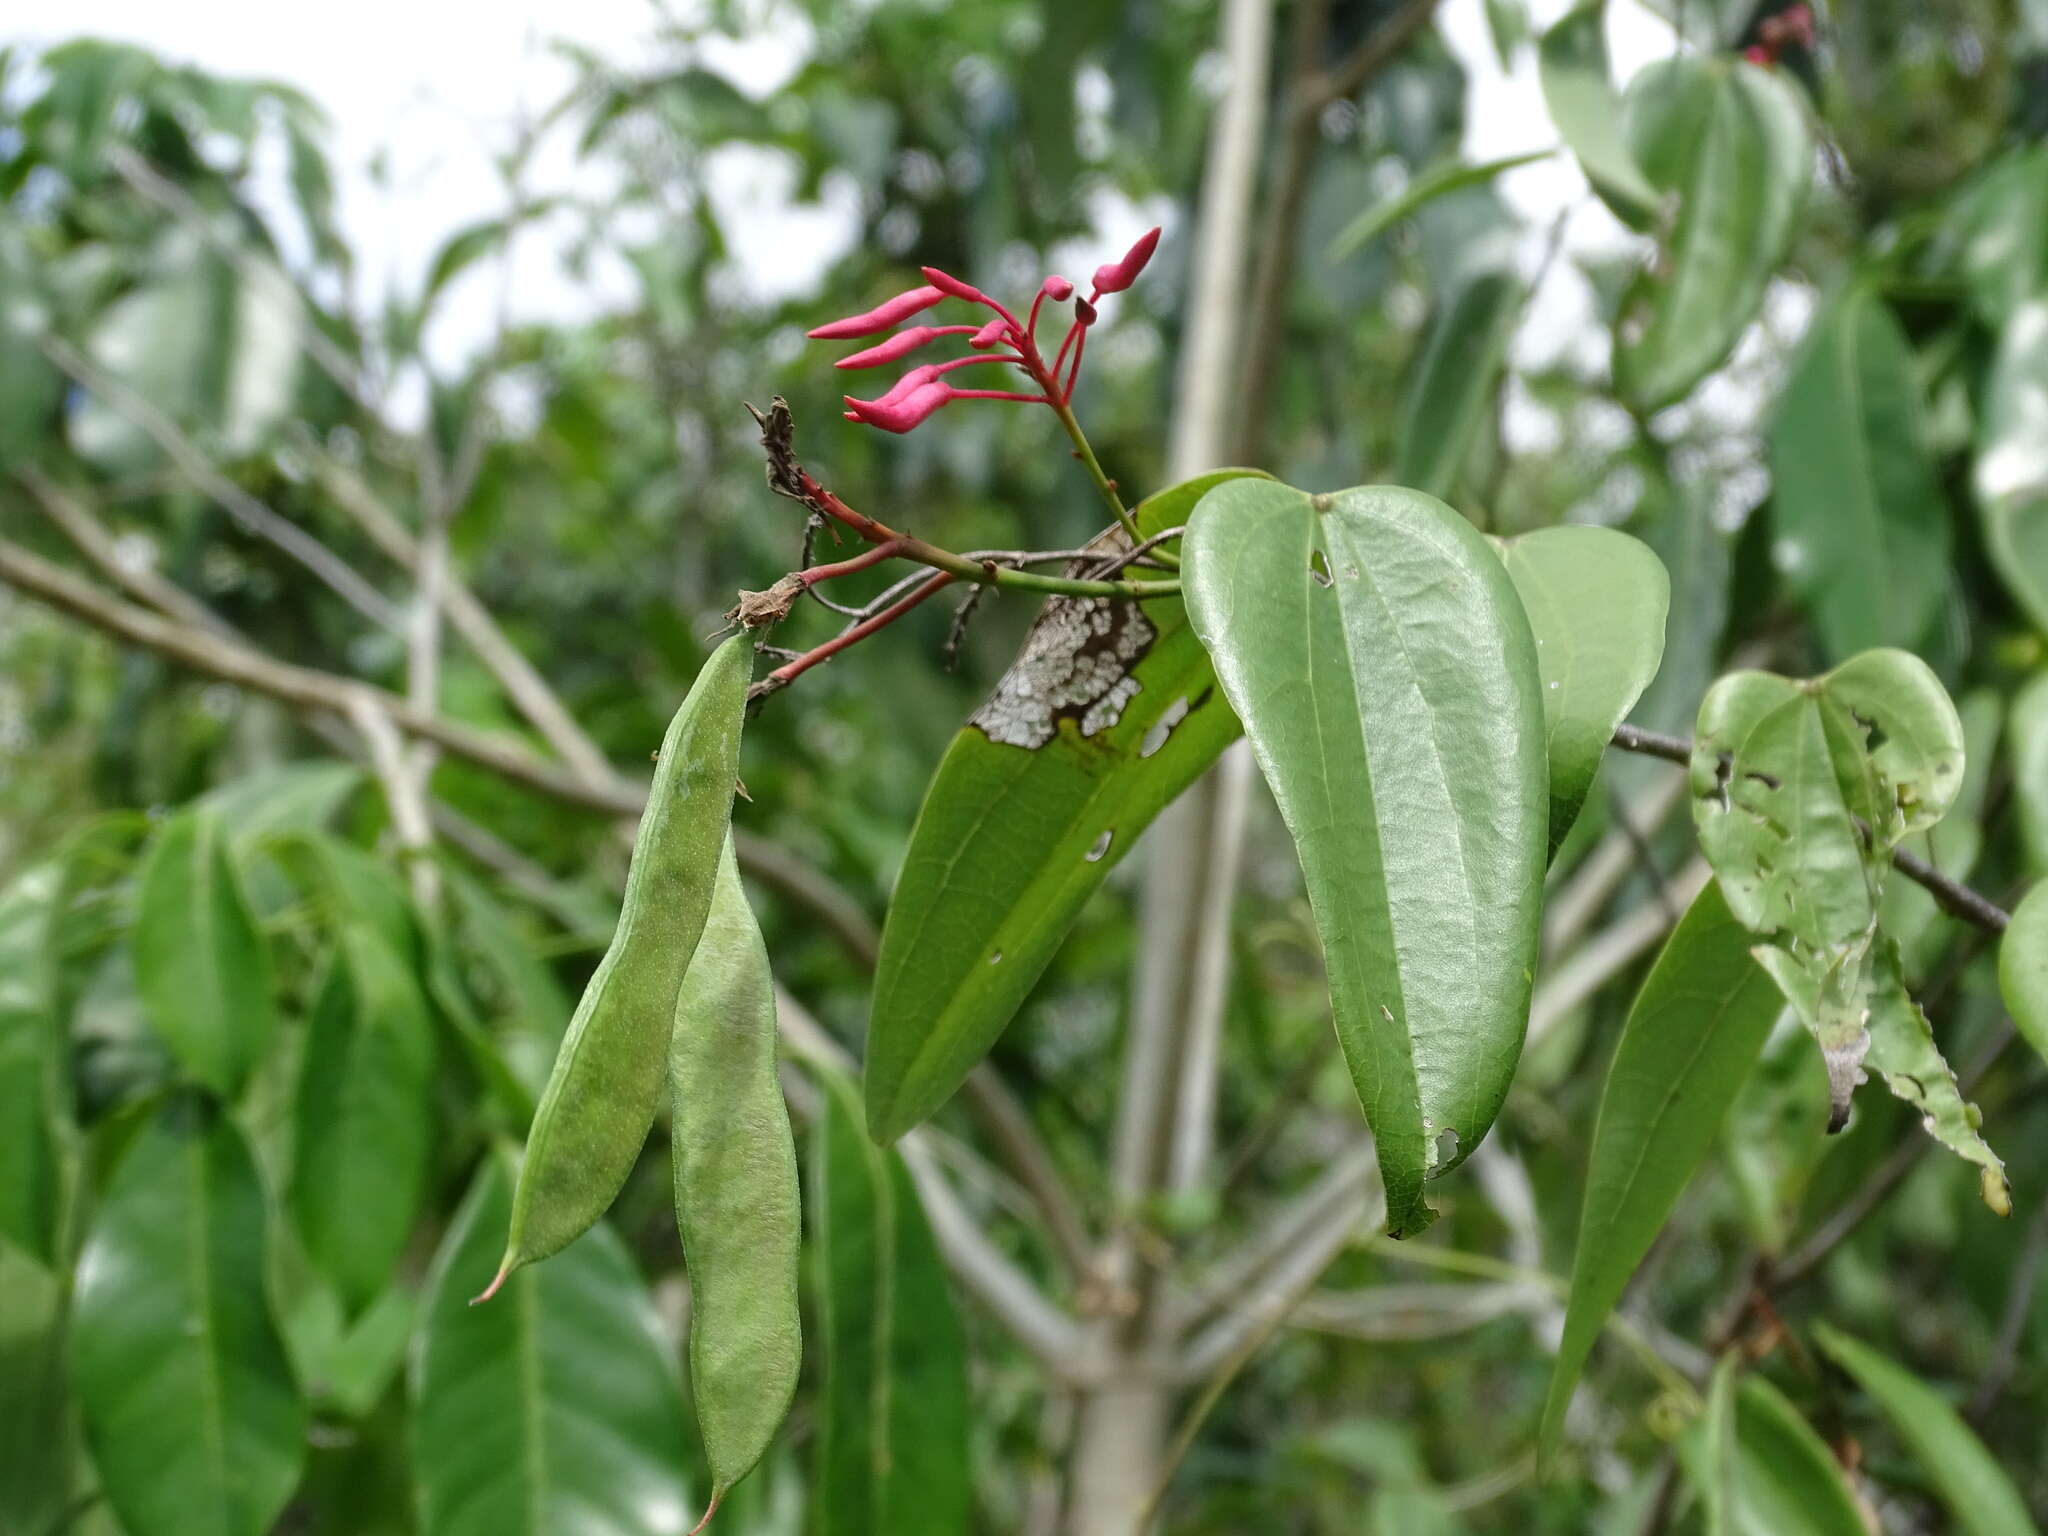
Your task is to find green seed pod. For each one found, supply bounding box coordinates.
[481,634,752,1298]
[669,838,800,1523]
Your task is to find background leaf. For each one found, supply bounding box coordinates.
[131,807,275,1099]
[1395,268,1527,501]
[1769,284,1952,659]
[1184,479,1547,1236]
[71,1102,306,1536]
[410,1157,692,1536]
[2000,881,2048,1066]
[1497,525,1669,852]
[1973,298,2048,635]
[1539,882,1780,1459]
[1537,1,1660,225]
[0,866,66,1263]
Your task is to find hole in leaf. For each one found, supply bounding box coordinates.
[1309,548,1333,587]
[1140,696,1191,758]
[988,950,1002,965]
[1085,829,1113,862]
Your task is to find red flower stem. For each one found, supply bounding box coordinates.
[1049,316,1082,380]
[949,389,1051,403]
[765,570,958,688]
[799,538,903,586]
[1059,324,1089,404]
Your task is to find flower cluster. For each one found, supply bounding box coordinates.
[1742,3,1815,66]
[806,227,1161,434]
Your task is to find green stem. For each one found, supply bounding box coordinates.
[1049,397,1176,566]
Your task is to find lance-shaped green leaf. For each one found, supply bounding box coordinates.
[1728,1377,1870,1536]
[132,806,276,1098]
[71,1102,306,1536]
[813,1072,970,1536]
[1539,882,1780,1461]
[1946,142,2048,329]
[1973,298,2048,636]
[1396,269,1527,501]
[411,1157,692,1536]
[669,841,801,1517]
[2001,882,2048,1067]
[0,867,65,1264]
[0,1243,76,1535]
[288,925,436,1315]
[1614,57,1812,412]
[1814,1326,2040,1536]
[1328,151,1552,262]
[1497,525,1669,853]
[865,471,1259,1143]
[493,634,749,1289]
[1184,480,1547,1237]
[1700,1355,1740,1536]
[1769,284,1951,660]
[1538,1,1660,226]
[1692,652,2005,1207]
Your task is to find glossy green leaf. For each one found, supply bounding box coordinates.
[1538,882,1780,1460]
[1769,284,1951,660]
[1729,1377,1869,1536]
[71,1102,306,1536]
[1328,152,1551,262]
[411,1157,693,1536]
[1692,653,2006,1207]
[2002,881,2048,1068]
[865,471,1259,1142]
[669,840,800,1513]
[0,866,65,1263]
[289,926,436,1315]
[1396,268,1527,500]
[1497,525,1669,852]
[1700,1355,1739,1536]
[0,1241,76,1535]
[813,1072,970,1536]
[1973,298,2048,636]
[1814,1326,2040,1536]
[497,633,749,1283]
[1537,1,1660,226]
[1184,480,1547,1236]
[132,807,276,1098]
[1614,57,1812,412]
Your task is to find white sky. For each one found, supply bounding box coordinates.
[40,0,1678,380]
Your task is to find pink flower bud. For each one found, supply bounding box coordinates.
[921,266,993,305]
[1742,43,1771,64]
[807,285,945,340]
[1040,275,1074,301]
[834,327,944,369]
[968,318,1009,349]
[1781,3,1815,45]
[1074,296,1098,327]
[1091,227,1160,295]
[844,381,952,433]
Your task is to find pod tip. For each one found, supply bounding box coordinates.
[470,1259,512,1306]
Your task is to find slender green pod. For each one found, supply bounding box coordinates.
[480,635,751,1298]
[669,839,800,1528]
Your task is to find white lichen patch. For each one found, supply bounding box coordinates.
[971,588,1156,749]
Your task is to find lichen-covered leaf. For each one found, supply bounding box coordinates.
[1184,480,1547,1237]
[865,471,1260,1143]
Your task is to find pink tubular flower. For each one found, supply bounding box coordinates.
[807,284,945,339]
[1090,228,1160,296]
[812,232,1166,433]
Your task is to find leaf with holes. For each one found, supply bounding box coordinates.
[1498,525,1669,853]
[1538,0,1661,227]
[70,1102,306,1536]
[409,1157,692,1536]
[1691,651,2004,1207]
[1184,479,1547,1237]
[864,470,1261,1143]
[1614,56,1812,412]
[812,1071,970,1536]
[1814,1327,2039,1536]
[1539,881,1780,1461]
[132,806,276,1098]
[1769,284,1951,660]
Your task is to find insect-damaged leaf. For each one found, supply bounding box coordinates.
[1613,55,1812,412]
[1539,881,1780,1462]
[1183,480,1547,1237]
[1690,650,2007,1210]
[1497,525,1669,854]
[865,470,1260,1143]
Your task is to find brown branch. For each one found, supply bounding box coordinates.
[1309,0,1448,105]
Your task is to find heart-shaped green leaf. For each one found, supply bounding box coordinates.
[865,471,1259,1143]
[1183,480,1547,1236]
[132,807,276,1099]
[1498,525,1669,853]
[1614,57,1812,412]
[71,1102,307,1536]
[1539,881,1780,1461]
[1769,284,1951,660]
[410,1157,692,1536]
